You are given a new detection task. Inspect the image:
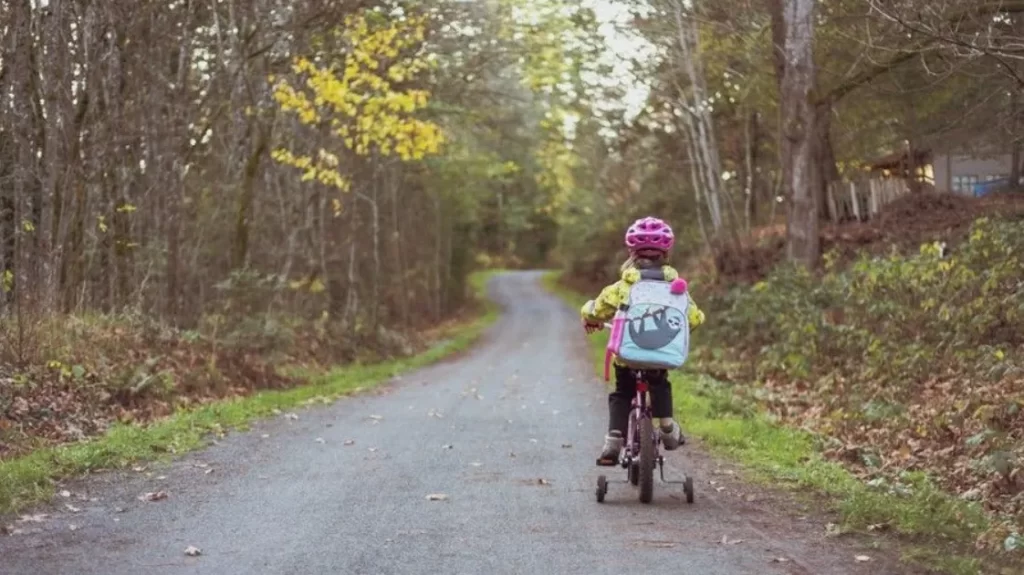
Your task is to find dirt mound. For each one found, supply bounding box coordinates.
[710,191,1024,286]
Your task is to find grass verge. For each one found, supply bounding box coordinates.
[542,271,1000,575]
[0,271,501,516]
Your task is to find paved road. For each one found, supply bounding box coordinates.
[1,272,916,575]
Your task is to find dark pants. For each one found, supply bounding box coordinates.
[608,365,673,435]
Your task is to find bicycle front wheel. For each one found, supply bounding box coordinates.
[638,417,655,503]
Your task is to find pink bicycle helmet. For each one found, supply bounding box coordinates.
[624,217,674,252]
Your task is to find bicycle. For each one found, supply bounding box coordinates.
[594,325,695,505]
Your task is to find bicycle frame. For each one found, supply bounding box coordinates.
[622,371,657,466]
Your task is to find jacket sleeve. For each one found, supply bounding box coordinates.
[687,294,705,328]
[580,281,627,323]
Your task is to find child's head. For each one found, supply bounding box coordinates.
[621,217,674,272]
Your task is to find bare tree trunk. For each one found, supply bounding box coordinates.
[233,122,270,270]
[780,0,820,267]
[1011,90,1022,189]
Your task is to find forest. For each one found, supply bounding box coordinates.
[2,0,1024,566]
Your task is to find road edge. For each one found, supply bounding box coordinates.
[0,270,503,518]
[540,270,1008,575]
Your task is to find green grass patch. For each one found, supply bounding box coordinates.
[0,271,501,515]
[542,270,994,573]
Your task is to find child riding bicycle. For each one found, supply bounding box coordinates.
[580,217,705,466]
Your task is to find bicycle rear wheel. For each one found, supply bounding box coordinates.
[638,417,655,503]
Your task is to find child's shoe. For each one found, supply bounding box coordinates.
[596,431,623,466]
[660,420,685,450]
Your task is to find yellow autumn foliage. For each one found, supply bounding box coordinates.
[270,10,445,194]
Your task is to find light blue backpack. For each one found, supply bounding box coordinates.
[604,270,691,379]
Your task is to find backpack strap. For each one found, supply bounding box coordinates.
[639,268,666,281]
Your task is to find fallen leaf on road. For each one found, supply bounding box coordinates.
[529,438,538,443]
[368,447,377,452]
[344,439,355,446]
[470,462,482,467]
[184,545,202,557]
[193,462,209,469]
[854,555,871,563]
[65,504,81,513]
[261,434,270,439]
[114,507,126,513]
[18,514,48,523]
[561,443,573,449]
[369,415,383,421]
[138,491,168,502]
[426,494,449,501]
[315,437,326,444]
[132,466,147,472]
[509,452,516,458]
[59,490,71,498]
[719,535,744,545]
[442,444,453,450]
[157,476,167,480]
[284,413,299,420]
[536,478,552,486]
[68,524,78,531]
[771,557,790,563]
[744,494,757,502]
[205,468,214,475]
[638,540,676,548]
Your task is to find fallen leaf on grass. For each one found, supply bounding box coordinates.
[184,545,202,557]
[426,494,449,501]
[719,535,744,545]
[854,555,871,563]
[138,491,168,502]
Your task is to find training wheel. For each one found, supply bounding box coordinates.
[596,475,608,503]
[683,475,694,504]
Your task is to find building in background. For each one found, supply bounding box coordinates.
[932,152,1021,195]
